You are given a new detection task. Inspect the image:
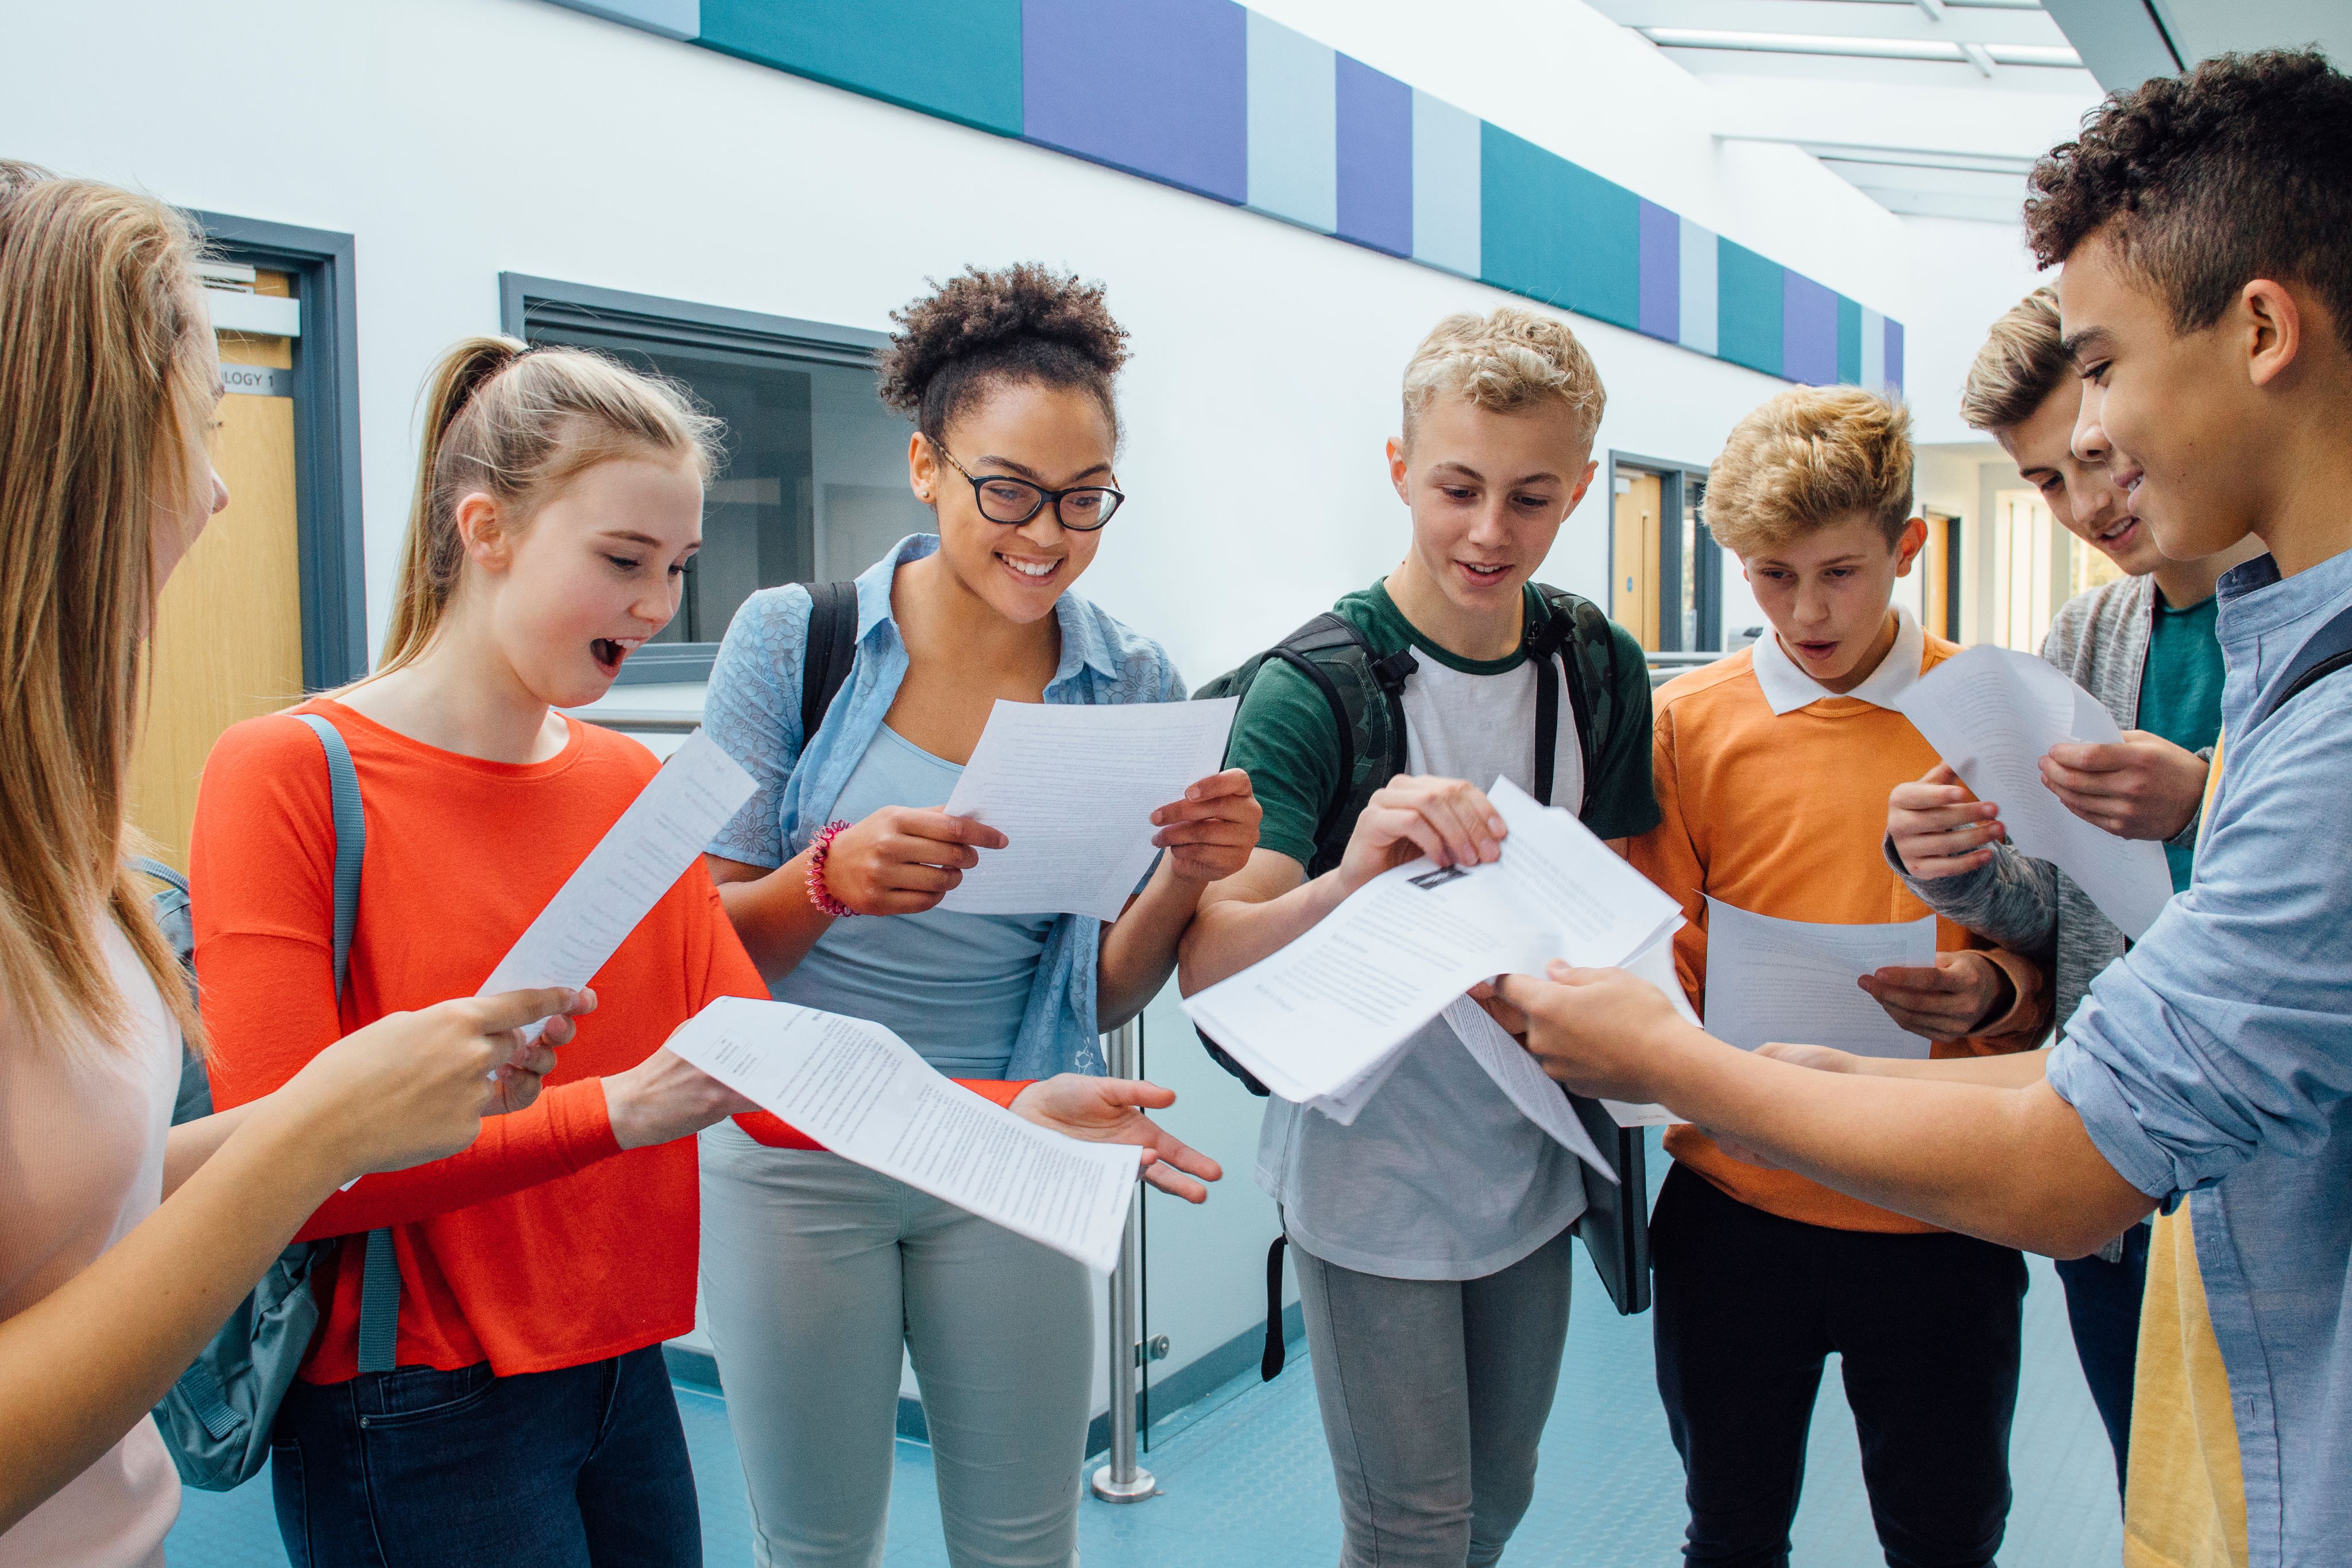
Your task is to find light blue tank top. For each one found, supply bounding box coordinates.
[771,726,1054,1077]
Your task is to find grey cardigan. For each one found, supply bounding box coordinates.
[1889,572,2208,1039]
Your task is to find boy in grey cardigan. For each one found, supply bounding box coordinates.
[1881,288,2261,1495]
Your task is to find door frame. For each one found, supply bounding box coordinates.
[191,211,368,689]
[1606,451,1719,653]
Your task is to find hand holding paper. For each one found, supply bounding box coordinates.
[938,698,1239,920]
[667,998,1147,1271]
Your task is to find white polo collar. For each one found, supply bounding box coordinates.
[1750,606,1925,716]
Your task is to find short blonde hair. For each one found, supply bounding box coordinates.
[1960,288,2068,433]
[1705,386,1914,556]
[1401,307,1606,448]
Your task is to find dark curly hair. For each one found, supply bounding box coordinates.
[2024,49,2352,344]
[877,263,1129,447]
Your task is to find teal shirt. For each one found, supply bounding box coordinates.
[2138,594,2226,892]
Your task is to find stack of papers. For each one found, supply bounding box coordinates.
[1891,646,2174,939]
[938,698,1239,922]
[1180,779,1683,1142]
[668,997,1144,1272]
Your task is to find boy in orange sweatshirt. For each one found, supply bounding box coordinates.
[1629,386,2051,1568]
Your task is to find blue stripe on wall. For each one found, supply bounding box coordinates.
[1678,216,1718,358]
[1244,11,1336,231]
[1717,238,1782,378]
[1781,270,1839,386]
[1022,0,1247,204]
[1409,90,1480,279]
[548,0,699,41]
[1334,55,1412,257]
[1637,199,1678,344]
[696,0,1020,137]
[1479,122,1639,332]
[544,0,1905,388]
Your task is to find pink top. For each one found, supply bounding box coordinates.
[0,920,182,1568]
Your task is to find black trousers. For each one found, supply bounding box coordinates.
[1651,1163,2028,1568]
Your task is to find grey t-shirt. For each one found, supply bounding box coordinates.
[1246,596,1603,1280]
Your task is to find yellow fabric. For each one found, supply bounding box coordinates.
[2124,1206,2247,1568]
[2122,734,2246,1568]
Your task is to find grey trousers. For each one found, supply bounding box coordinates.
[1293,1225,1577,1568]
[698,1128,1093,1568]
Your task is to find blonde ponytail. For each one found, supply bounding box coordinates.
[379,338,721,672]
[0,162,210,1053]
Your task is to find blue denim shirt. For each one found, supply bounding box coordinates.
[2046,544,2352,1568]
[702,533,1186,1080]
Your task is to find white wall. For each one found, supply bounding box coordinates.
[1,0,2048,1410]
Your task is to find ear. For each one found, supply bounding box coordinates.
[454,491,511,571]
[2241,279,2304,389]
[1386,436,1411,505]
[1562,457,1599,516]
[907,431,941,507]
[1892,516,1928,578]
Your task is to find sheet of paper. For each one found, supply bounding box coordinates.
[1892,645,2175,939]
[668,997,1143,1272]
[1600,927,1699,1128]
[477,729,755,1040]
[936,698,1239,922]
[1181,777,1682,1106]
[1441,997,1616,1182]
[1703,897,1938,1059]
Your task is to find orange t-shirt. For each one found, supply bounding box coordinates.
[1630,640,2053,1233]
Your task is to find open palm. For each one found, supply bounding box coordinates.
[1010,1075,1224,1202]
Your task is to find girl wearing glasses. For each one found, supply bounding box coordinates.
[698,264,1258,1567]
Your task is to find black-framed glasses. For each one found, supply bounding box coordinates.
[933,442,1124,531]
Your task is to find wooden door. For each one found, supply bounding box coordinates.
[1921,512,1952,640]
[1612,471,1661,650]
[128,270,308,870]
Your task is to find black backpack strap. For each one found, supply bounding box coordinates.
[1261,1235,1289,1380]
[1260,613,1413,877]
[798,580,860,748]
[2253,602,2352,730]
[1533,587,1615,811]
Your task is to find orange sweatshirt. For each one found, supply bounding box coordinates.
[193,702,1027,1381]
[1630,637,2052,1234]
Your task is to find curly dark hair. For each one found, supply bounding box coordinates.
[2024,49,2352,343]
[877,263,1129,447]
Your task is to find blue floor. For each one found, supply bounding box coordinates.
[169,1253,2121,1567]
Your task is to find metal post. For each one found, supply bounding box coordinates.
[1090,1019,1158,1503]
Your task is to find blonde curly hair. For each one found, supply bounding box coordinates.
[1401,307,1605,449]
[1705,386,1914,556]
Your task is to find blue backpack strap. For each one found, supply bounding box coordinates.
[290,713,401,1375]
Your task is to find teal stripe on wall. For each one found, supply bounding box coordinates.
[546,0,1902,389]
[1479,123,1639,333]
[1716,238,1783,378]
[695,0,1022,137]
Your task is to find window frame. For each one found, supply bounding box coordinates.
[497,273,892,686]
[1607,451,1721,654]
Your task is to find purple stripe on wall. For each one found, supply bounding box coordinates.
[1637,199,1679,343]
[1020,0,1247,205]
[1781,270,1839,386]
[1885,318,1906,392]
[1333,54,1411,257]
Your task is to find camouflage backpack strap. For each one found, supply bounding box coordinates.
[1535,584,1622,796]
[1263,613,1415,878]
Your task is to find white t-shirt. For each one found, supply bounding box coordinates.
[0,921,183,1568]
[1256,646,1593,1280]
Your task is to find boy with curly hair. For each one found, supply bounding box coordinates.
[1628,384,2051,1568]
[1502,49,2352,1568]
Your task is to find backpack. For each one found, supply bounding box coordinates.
[2250,602,2352,730]
[150,713,403,1490]
[1191,586,1657,1343]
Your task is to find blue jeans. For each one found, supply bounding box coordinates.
[269,1344,699,1568]
[2052,1222,2150,1500]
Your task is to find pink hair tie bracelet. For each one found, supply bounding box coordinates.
[806,819,860,918]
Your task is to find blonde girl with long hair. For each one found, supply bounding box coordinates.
[192,325,1216,1568]
[0,165,586,1568]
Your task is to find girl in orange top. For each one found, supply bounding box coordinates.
[194,337,1205,1568]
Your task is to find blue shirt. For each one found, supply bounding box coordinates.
[2047,545,2352,1568]
[702,533,1187,1080]
[771,725,1052,1076]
